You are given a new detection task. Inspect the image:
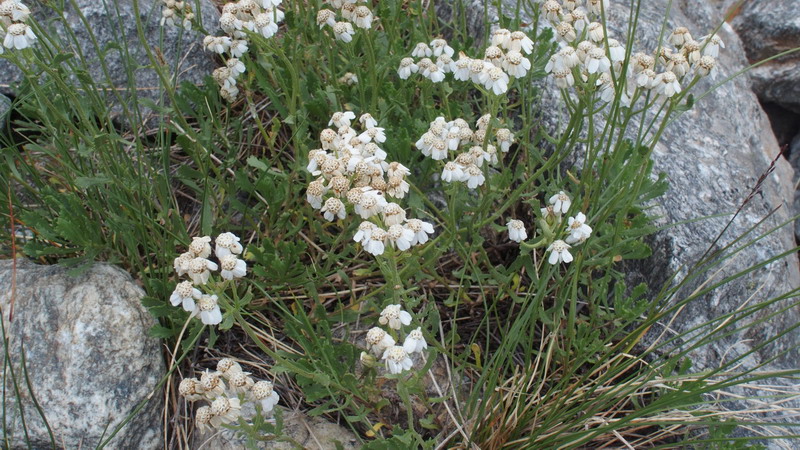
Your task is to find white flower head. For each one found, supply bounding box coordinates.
[366,326,396,356]
[329,111,356,128]
[4,22,36,50]
[209,396,242,428]
[195,406,213,434]
[170,280,201,312]
[412,42,432,58]
[549,191,571,215]
[387,224,415,251]
[403,327,428,354]
[251,380,280,414]
[188,257,218,285]
[547,240,573,265]
[382,345,414,374]
[189,236,212,258]
[507,219,527,243]
[178,377,205,401]
[219,255,247,280]
[566,212,593,244]
[333,21,355,43]
[196,294,222,325]
[353,5,373,29]
[215,232,243,259]
[405,218,434,245]
[379,304,412,330]
[363,227,387,256]
[321,197,346,221]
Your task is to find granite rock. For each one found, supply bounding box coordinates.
[0,259,164,449]
[0,0,219,123]
[192,404,360,449]
[729,0,800,114]
[0,94,9,124]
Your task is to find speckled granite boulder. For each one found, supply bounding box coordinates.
[0,95,9,122]
[0,0,218,122]
[192,404,360,449]
[0,258,164,449]
[728,0,800,114]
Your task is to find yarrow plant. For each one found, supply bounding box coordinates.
[305,111,434,256]
[0,0,36,52]
[398,31,533,95]
[193,0,286,101]
[171,232,247,325]
[415,114,514,190]
[316,0,377,43]
[362,304,428,375]
[159,0,195,30]
[179,358,281,433]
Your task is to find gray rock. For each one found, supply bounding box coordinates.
[729,0,800,114]
[0,0,219,123]
[0,94,9,123]
[192,404,360,449]
[445,0,800,439]
[0,258,164,449]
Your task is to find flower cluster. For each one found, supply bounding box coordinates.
[305,112,435,256]
[202,0,285,101]
[506,191,594,265]
[414,114,514,190]
[362,304,427,375]
[159,0,195,30]
[541,0,723,104]
[180,358,281,433]
[397,32,533,95]
[171,232,247,325]
[0,0,36,52]
[316,0,377,43]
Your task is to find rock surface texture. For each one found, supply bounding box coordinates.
[0,259,164,449]
[192,405,360,449]
[0,94,9,124]
[728,0,800,114]
[0,0,218,122]
[445,0,800,440]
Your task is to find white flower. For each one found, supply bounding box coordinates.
[382,202,406,226]
[353,221,376,245]
[508,31,533,55]
[436,54,455,73]
[397,57,418,79]
[453,53,472,81]
[353,5,373,29]
[228,371,255,395]
[464,164,485,189]
[382,345,414,374]
[333,21,354,42]
[495,128,514,152]
[701,34,724,58]
[424,63,446,83]
[442,161,465,183]
[161,7,176,27]
[1,0,31,22]
[200,369,225,398]
[556,21,576,44]
[195,406,213,434]
[329,111,356,128]
[178,377,205,402]
[306,178,327,209]
[215,232,244,259]
[366,327,395,356]
[387,224,415,251]
[189,236,212,258]
[411,42,432,58]
[553,68,575,89]
[220,255,247,280]
[359,113,378,129]
[188,257,218,285]
[173,251,194,276]
[668,27,692,48]
[170,281,201,312]
[216,358,243,378]
[549,191,571,215]
[251,380,280,414]
[585,47,610,74]
[405,219,434,245]
[542,1,562,23]
[321,197,346,221]
[501,50,531,78]
[430,38,454,57]
[695,55,717,79]
[586,0,609,16]
[507,219,527,243]
[254,13,279,38]
[356,189,387,219]
[226,58,246,78]
[565,212,593,244]
[229,39,249,57]
[547,240,573,265]
[607,39,625,62]
[652,71,681,98]
[209,396,242,428]
[379,304,412,330]
[196,294,222,325]
[586,22,605,43]
[491,28,511,49]
[358,127,386,144]
[363,227,387,255]
[316,9,336,28]
[481,66,510,95]
[403,327,428,354]
[203,36,231,54]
